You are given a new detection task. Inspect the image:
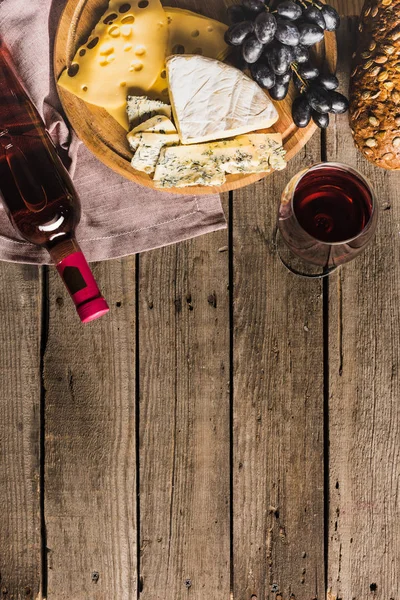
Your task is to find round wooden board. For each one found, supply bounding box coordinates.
[54,0,337,195]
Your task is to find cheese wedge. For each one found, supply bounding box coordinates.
[153,134,286,188]
[167,55,279,145]
[127,115,177,150]
[129,115,176,135]
[126,96,172,128]
[131,132,180,174]
[58,0,168,110]
[126,116,176,152]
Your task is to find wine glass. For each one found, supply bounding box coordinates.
[277,162,378,276]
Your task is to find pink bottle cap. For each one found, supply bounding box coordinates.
[77,297,110,324]
[56,250,110,324]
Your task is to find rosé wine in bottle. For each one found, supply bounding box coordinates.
[0,40,109,323]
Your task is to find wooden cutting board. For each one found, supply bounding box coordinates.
[54,0,337,194]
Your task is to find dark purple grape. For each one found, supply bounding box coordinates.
[266,42,294,75]
[292,95,312,127]
[250,61,276,89]
[276,0,302,20]
[303,6,326,30]
[298,22,325,46]
[298,62,319,80]
[242,0,266,17]
[275,19,300,46]
[242,34,264,64]
[329,91,349,114]
[312,110,329,128]
[318,74,339,91]
[307,85,332,113]
[227,4,247,24]
[224,21,254,46]
[255,12,277,44]
[292,44,309,64]
[269,76,290,101]
[277,70,292,85]
[233,47,249,71]
[321,5,340,31]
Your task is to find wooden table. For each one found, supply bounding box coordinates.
[1,1,399,599]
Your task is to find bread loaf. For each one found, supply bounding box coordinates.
[350,0,400,170]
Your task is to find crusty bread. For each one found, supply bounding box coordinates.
[349,0,400,170]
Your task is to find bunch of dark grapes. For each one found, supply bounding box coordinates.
[225,0,349,129]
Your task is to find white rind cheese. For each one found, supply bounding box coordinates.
[167,55,279,145]
[153,133,286,188]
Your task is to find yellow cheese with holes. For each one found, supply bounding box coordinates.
[166,8,229,61]
[58,0,168,111]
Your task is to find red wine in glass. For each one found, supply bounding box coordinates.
[294,166,373,244]
[0,39,109,322]
[278,162,378,273]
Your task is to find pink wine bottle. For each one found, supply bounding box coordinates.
[0,39,109,323]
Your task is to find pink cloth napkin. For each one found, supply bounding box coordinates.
[0,0,226,265]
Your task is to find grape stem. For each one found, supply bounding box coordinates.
[297,0,322,8]
[291,63,308,93]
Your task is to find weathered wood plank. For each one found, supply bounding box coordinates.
[44,259,137,600]
[326,18,400,600]
[232,136,325,600]
[331,0,363,17]
[0,263,41,600]
[138,198,230,600]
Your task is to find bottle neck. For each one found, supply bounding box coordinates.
[49,237,110,324]
[48,237,81,265]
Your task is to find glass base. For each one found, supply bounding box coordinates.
[274,228,340,279]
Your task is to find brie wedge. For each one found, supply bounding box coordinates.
[167,55,279,145]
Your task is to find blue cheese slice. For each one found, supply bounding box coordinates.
[153,133,286,188]
[167,55,279,145]
[129,115,176,135]
[154,150,225,188]
[127,96,172,128]
[127,115,177,150]
[246,134,287,172]
[131,132,180,174]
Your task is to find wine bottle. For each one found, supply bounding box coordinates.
[0,39,109,323]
